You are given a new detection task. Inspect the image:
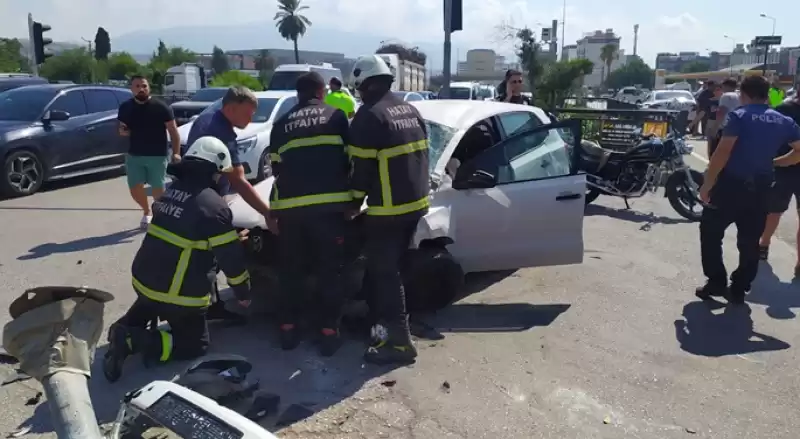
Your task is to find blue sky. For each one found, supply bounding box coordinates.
[1,0,798,66]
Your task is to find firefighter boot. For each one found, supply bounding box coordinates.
[103,323,134,383]
[318,327,342,357]
[363,320,418,365]
[278,323,301,351]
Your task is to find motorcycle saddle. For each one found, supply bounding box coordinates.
[580,140,621,173]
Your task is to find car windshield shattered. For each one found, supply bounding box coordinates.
[425,119,457,174]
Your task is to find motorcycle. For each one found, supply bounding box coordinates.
[579,126,704,221]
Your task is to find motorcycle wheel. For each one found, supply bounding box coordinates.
[665,169,704,221]
[585,188,601,205]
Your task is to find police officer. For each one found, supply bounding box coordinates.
[268,72,352,356]
[348,55,430,365]
[324,76,357,118]
[697,76,800,304]
[103,137,252,382]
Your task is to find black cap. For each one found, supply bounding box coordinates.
[296,72,326,93]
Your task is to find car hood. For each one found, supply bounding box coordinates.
[0,120,33,135]
[174,120,272,144]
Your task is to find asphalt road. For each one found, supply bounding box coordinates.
[1,153,800,439]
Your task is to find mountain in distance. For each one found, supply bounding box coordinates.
[113,21,448,71]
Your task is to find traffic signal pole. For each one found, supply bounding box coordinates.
[441,0,452,98]
[27,13,38,76]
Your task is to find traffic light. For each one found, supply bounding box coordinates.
[445,0,462,32]
[32,21,53,65]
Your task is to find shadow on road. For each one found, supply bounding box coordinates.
[747,262,800,319]
[674,301,790,357]
[586,204,692,228]
[19,321,400,436]
[17,228,142,260]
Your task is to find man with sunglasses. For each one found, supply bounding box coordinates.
[496,70,531,105]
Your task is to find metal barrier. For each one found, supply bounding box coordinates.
[552,107,689,151]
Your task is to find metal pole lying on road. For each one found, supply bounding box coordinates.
[3,286,114,439]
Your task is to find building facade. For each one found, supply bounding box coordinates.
[457,49,520,79]
[574,29,626,87]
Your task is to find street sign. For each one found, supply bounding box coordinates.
[754,35,782,45]
[542,28,552,42]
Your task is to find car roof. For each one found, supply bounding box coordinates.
[252,90,297,99]
[412,100,547,129]
[450,82,478,88]
[7,83,129,93]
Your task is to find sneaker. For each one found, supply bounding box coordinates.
[363,341,418,365]
[759,246,769,261]
[318,328,342,357]
[695,282,726,301]
[140,214,152,230]
[278,323,301,351]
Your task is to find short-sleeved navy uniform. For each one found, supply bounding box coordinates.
[700,103,800,292]
[768,100,800,213]
[186,110,241,195]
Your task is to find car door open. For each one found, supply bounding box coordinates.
[447,119,586,273]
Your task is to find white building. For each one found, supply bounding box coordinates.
[575,29,626,87]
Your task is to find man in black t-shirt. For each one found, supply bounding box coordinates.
[760,92,800,274]
[118,75,182,228]
[690,81,716,139]
[495,69,532,105]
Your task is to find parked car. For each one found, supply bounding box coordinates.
[418,91,437,100]
[0,84,132,197]
[228,100,586,313]
[639,90,696,112]
[392,91,425,102]
[170,87,229,126]
[174,90,298,182]
[0,75,48,93]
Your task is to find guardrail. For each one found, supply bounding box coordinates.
[552,107,689,151]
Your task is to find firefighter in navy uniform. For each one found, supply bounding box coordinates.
[103,136,252,383]
[348,55,430,365]
[268,72,352,356]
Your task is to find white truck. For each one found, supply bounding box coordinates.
[164,63,207,95]
[376,53,427,92]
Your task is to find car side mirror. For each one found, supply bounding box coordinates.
[43,110,70,122]
[453,169,497,190]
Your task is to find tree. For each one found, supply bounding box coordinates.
[681,60,710,73]
[255,49,276,87]
[146,42,197,93]
[107,52,143,80]
[211,46,229,75]
[514,27,544,101]
[599,43,618,84]
[39,48,95,83]
[604,57,655,90]
[538,59,594,107]
[0,38,29,73]
[94,27,111,61]
[376,43,427,65]
[274,0,311,63]
[210,70,263,91]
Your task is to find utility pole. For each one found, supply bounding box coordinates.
[561,0,566,58]
[82,38,94,83]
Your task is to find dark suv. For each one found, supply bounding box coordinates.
[0,84,132,197]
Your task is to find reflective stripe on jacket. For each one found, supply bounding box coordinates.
[131,181,250,308]
[268,98,352,213]
[348,92,430,217]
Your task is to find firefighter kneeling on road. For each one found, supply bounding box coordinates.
[268,72,351,356]
[348,55,430,365]
[103,136,252,383]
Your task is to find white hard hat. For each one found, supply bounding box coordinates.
[351,55,394,88]
[184,136,233,172]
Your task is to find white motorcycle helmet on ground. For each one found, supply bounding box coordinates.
[184,136,233,172]
[350,55,394,91]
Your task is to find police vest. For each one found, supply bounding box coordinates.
[268,99,352,212]
[348,92,430,217]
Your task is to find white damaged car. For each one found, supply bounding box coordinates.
[228,100,587,312]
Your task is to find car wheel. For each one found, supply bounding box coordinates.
[255,148,271,182]
[402,246,465,313]
[1,150,45,198]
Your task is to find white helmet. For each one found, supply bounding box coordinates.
[351,55,394,89]
[184,136,233,172]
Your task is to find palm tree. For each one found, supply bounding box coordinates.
[599,43,618,84]
[274,0,311,64]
